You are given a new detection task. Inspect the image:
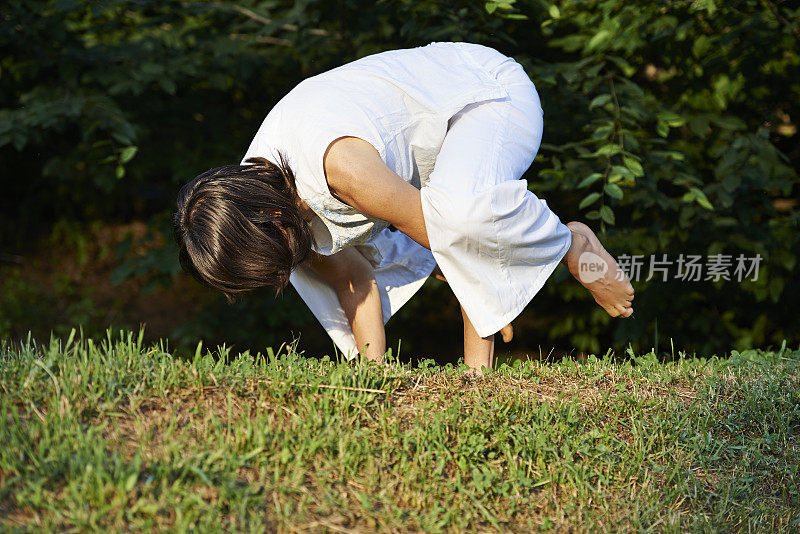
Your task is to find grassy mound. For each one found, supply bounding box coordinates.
[1,330,798,531]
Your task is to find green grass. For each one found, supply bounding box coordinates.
[1,330,799,532]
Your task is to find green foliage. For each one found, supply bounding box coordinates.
[513,0,799,352]
[1,0,798,354]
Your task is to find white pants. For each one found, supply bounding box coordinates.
[420,45,572,338]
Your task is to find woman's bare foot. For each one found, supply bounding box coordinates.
[561,221,635,317]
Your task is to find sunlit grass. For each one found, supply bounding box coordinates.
[1,329,798,531]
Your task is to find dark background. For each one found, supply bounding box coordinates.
[1,0,798,362]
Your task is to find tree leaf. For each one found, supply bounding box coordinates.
[623,156,644,177]
[587,30,612,50]
[710,115,747,131]
[690,187,714,210]
[604,183,624,200]
[606,55,636,77]
[589,94,612,110]
[600,205,615,225]
[657,111,685,127]
[591,124,614,140]
[611,165,634,178]
[120,146,138,164]
[595,144,622,157]
[577,173,602,188]
[651,150,685,160]
[579,192,601,210]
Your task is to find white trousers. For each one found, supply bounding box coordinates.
[420,45,572,338]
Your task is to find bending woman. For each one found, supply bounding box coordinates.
[173,42,634,372]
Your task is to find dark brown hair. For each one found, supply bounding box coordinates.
[173,154,314,300]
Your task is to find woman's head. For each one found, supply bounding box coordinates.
[173,154,313,300]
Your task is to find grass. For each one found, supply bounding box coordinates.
[1,330,799,532]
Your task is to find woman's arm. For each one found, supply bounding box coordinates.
[323,136,430,249]
[308,248,386,361]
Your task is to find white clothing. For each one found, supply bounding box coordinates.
[242,42,571,357]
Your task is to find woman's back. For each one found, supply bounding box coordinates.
[242,42,511,254]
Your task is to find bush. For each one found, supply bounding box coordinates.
[2,0,797,355]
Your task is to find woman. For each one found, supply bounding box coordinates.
[174,42,634,372]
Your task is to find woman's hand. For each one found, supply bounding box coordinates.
[323,136,431,250]
[308,248,386,361]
